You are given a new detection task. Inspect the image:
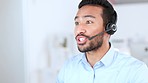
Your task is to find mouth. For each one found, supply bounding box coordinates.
[76,36,88,45]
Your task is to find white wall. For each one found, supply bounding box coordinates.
[23,0,80,83]
[0,0,25,83]
[113,3,148,39]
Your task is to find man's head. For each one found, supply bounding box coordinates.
[74,0,117,52]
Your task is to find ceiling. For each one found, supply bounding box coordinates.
[110,0,148,4]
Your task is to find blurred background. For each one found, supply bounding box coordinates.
[0,0,148,83]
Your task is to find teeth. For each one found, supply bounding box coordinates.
[79,38,85,41]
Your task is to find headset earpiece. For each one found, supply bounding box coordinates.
[105,23,117,35]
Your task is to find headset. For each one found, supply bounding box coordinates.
[105,11,117,35]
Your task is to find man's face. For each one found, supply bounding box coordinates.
[74,5,105,52]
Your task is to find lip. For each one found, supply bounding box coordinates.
[76,36,87,45]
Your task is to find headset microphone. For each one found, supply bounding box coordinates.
[88,31,105,40]
[88,24,117,40]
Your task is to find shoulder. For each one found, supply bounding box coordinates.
[115,50,144,66]
[113,50,148,81]
[58,53,84,71]
[114,50,148,72]
[63,53,84,67]
[56,53,84,82]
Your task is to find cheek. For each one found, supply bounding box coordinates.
[74,27,77,36]
[89,28,100,35]
[92,25,104,33]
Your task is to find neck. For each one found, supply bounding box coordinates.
[86,42,110,67]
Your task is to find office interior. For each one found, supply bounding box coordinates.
[0,0,148,83]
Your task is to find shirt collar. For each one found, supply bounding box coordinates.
[100,44,115,67]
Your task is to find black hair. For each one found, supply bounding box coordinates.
[78,0,117,26]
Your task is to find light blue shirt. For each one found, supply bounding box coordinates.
[56,45,148,83]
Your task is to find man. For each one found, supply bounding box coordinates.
[56,0,148,83]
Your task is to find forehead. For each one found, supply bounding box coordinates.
[75,5,103,20]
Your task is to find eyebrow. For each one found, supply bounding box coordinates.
[74,15,96,20]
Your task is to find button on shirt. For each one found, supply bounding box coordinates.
[56,45,148,83]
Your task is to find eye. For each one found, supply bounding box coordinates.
[86,20,93,24]
[75,21,79,25]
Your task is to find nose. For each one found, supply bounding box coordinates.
[75,25,86,35]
